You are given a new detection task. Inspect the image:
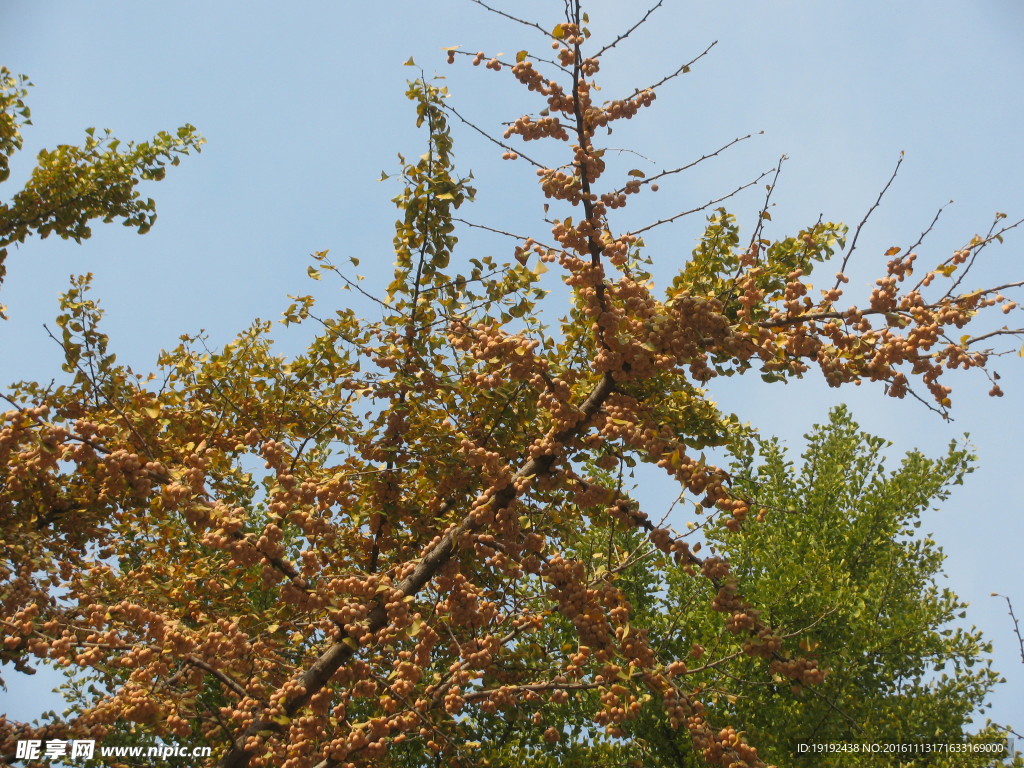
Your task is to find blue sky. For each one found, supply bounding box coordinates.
[2,0,1022,742]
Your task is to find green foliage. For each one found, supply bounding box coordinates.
[661,406,1012,766]
[481,407,1016,767]
[672,208,845,318]
[0,69,32,185]
[0,66,203,316]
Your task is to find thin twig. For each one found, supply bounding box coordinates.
[462,680,603,702]
[626,170,771,237]
[963,327,1024,347]
[594,1,665,58]
[746,155,786,256]
[466,0,554,39]
[945,214,1024,299]
[832,153,904,290]
[441,102,546,169]
[992,593,1024,663]
[611,133,756,196]
[991,722,1024,742]
[337,271,400,314]
[451,216,558,253]
[626,40,717,100]
[903,201,952,267]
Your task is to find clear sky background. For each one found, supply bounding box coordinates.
[2,0,1022,742]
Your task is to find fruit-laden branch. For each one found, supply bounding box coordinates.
[217,373,615,768]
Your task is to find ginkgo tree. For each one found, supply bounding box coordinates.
[469,406,1018,767]
[1,2,1022,767]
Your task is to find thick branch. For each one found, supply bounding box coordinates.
[217,372,615,768]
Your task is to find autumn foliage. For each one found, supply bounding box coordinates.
[1,3,1022,768]
[0,67,202,319]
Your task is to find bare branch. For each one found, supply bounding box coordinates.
[626,40,717,100]
[441,101,546,169]
[963,327,1024,347]
[626,170,771,237]
[612,133,757,196]
[594,1,665,58]
[904,200,952,260]
[452,216,556,251]
[992,593,1024,663]
[832,153,904,290]
[746,155,786,256]
[466,0,554,39]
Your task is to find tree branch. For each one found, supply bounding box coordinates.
[593,1,664,58]
[832,153,903,290]
[217,372,616,768]
[992,593,1024,664]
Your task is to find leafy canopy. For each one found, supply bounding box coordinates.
[1,3,1022,768]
